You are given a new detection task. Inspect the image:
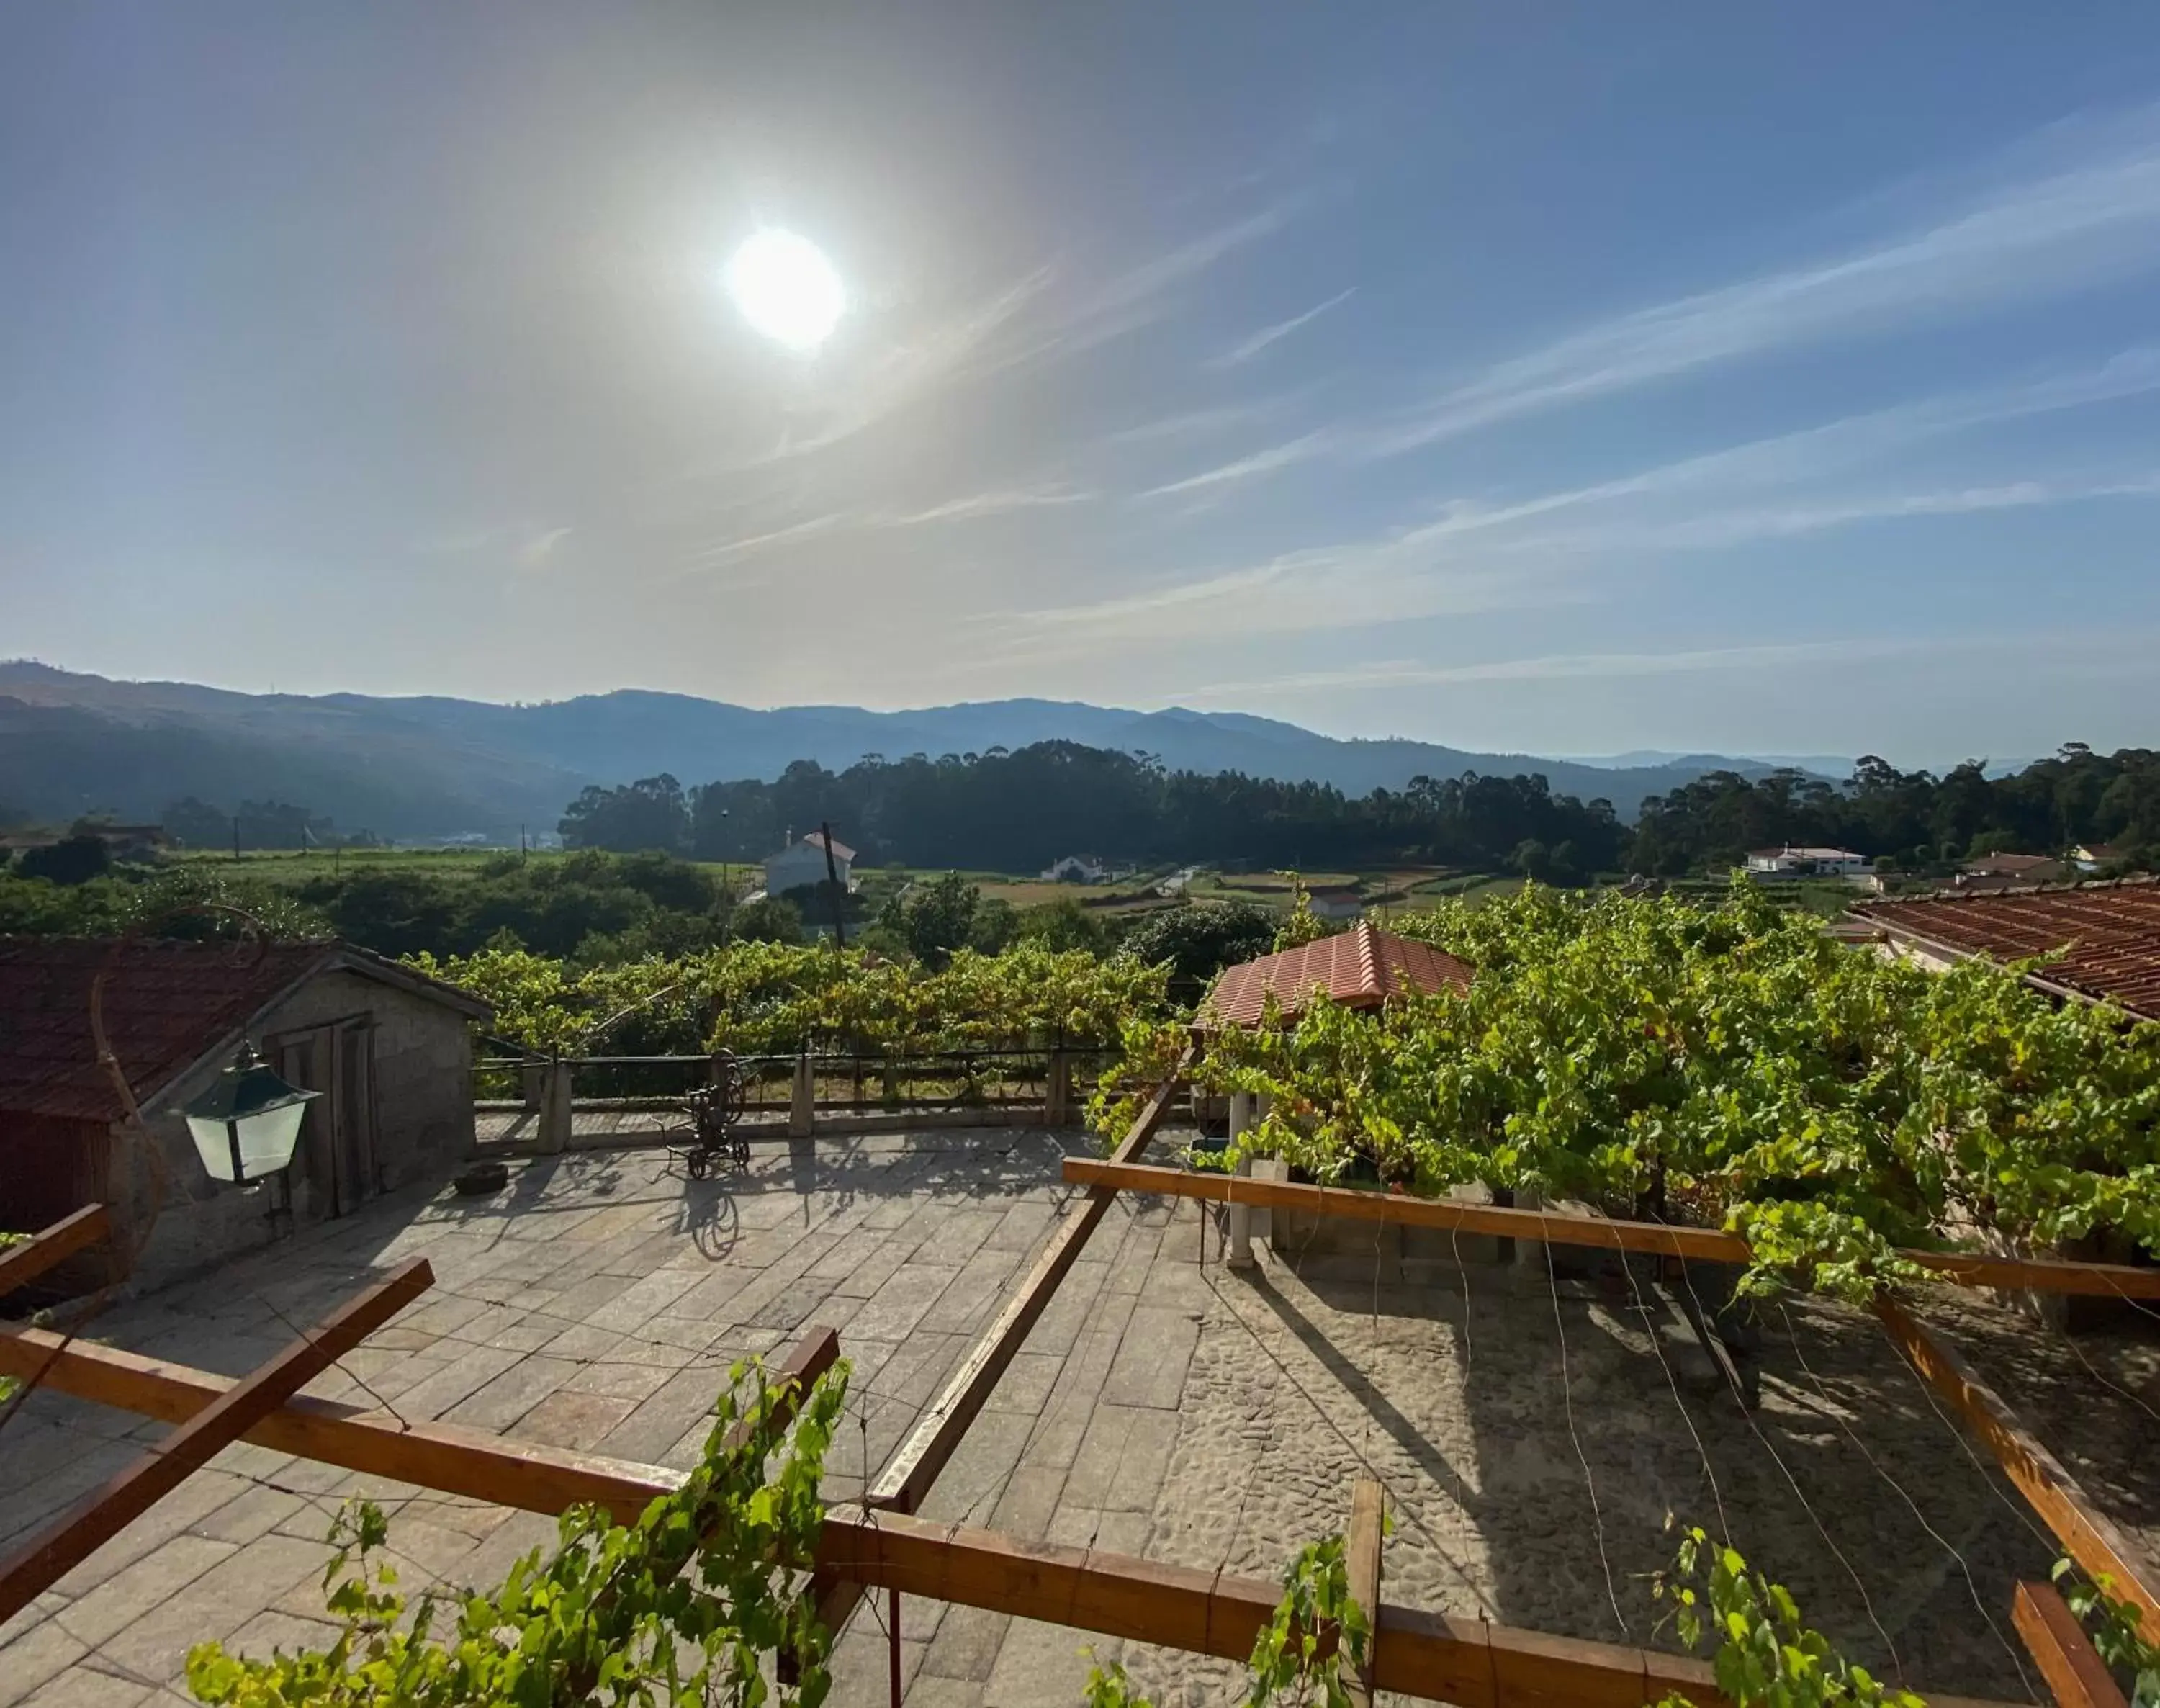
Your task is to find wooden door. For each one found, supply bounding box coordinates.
[337,1023,377,1204]
[276,1020,377,1218]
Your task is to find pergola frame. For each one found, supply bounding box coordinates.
[0,1057,2147,1707]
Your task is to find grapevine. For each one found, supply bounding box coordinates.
[409,940,1173,1061]
[1105,884,2160,1300]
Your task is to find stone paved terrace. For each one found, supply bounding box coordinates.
[2,1125,2156,1707]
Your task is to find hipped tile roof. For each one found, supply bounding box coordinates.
[0,938,488,1123]
[1204,922,1473,1028]
[1852,876,2160,1020]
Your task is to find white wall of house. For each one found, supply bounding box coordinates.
[764,841,851,895]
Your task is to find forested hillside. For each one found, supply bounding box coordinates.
[558,740,2160,880]
[0,662,1807,839]
[1630,745,2160,873]
[560,742,1629,878]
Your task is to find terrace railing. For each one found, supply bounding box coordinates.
[474,1043,1117,1146]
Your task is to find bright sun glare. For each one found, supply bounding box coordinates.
[724,230,845,352]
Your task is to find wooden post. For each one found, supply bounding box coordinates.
[790,1051,816,1138]
[1876,1295,2160,1629]
[1346,1479,1385,1708]
[819,820,847,952]
[2012,1581,2128,1708]
[0,1205,112,1299]
[0,1257,433,1622]
[1045,1048,1072,1127]
[888,1585,903,1707]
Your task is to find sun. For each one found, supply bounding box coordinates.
[724,230,845,352]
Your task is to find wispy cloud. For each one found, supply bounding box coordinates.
[1140,431,1338,498]
[413,521,574,568]
[997,207,1295,372]
[753,269,1053,464]
[1100,397,1301,446]
[1161,117,2160,490]
[1366,110,2160,454]
[1146,342,2160,536]
[667,483,1096,583]
[675,513,849,576]
[516,526,572,568]
[1213,287,1356,367]
[885,485,1093,525]
[1182,627,2160,699]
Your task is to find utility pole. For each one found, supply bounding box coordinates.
[232,815,241,863]
[819,821,847,952]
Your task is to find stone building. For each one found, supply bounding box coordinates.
[0,937,489,1293]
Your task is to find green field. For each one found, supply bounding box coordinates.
[168,849,1532,917]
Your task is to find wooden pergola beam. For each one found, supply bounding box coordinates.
[1066,1159,2160,1299]
[2012,1580,2128,1708]
[0,1321,837,1528]
[0,1205,112,1298]
[0,1326,2025,1708]
[822,1498,1710,1708]
[782,1053,1197,1653]
[870,1049,1192,1518]
[0,1255,433,1621]
[1876,1295,2160,1629]
[1345,1478,1385,1708]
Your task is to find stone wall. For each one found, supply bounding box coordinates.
[119,969,475,1292]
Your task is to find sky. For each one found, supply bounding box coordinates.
[6,3,2160,768]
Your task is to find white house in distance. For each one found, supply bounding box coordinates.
[1744,845,1870,880]
[1306,885,1364,920]
[2072,842,2131,873]
[763,829,855,896]
[1040,854,1136,884]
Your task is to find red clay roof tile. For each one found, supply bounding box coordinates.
[1852,876,2160,1020]
[1204,922,1472,1028]
[0,938,489,1124]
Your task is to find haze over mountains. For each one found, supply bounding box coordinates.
[0,662,1834,844]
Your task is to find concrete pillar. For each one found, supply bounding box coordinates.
[789,1052,816,1138]
[1045,1049,1073,1127]
[1513,1185,1546,1273]
[537,1061,574,1154]
[1227,1090,1256,1268]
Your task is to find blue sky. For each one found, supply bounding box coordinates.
[6,4,2160,767]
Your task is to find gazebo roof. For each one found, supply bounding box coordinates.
[1203,921,1473,1028]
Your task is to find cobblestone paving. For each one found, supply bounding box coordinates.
[4,1131,2154,1706]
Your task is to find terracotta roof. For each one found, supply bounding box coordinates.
[1851,877,2160,1020]
[0,938,489,1123]
[1204,922,1474,1028]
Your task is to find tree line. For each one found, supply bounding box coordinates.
[1629,745,2160,875]
[558,740,1630,881]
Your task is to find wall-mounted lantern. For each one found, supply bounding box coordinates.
[179,1043,317,1187]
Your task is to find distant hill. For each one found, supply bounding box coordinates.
[0,661,1814,844]
[1568,749,1855,776]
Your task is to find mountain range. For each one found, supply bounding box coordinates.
[0,662,1836,843]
